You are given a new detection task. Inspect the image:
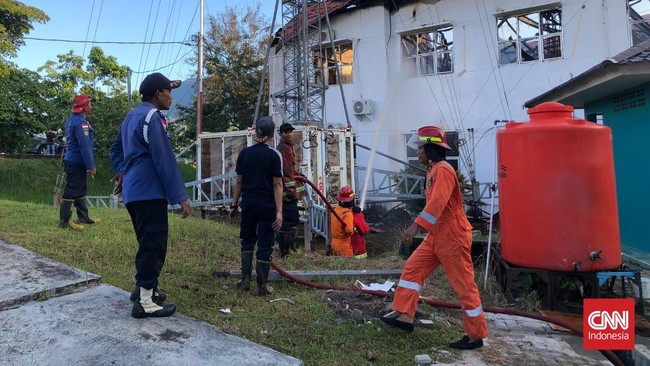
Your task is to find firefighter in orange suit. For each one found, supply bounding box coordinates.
[330,186,355,257]
[381,126,488,350]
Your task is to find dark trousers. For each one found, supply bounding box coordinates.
[126,200,169,290]
[280,199,299,231]
[63,160,87,199]
[240,195,276,261]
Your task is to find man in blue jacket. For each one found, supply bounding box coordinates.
[59,94,99,230]
[110,72,191,319]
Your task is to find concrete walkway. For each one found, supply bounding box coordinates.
[0,240,303,366]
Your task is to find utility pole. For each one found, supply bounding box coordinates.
[196,0,204,182]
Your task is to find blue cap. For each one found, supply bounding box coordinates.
[255,116,275,138]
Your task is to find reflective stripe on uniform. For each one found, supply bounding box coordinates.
[397,279,421,292]
[296,186,305,192]
[465,305,483,317]
[143,108,158,144]
[354,253,367,259]
[284,181,296,187]
[418,211,437,225]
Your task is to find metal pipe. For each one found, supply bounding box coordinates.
[354,142,427,173]
[322,0,352,128]
[254,0,280,124]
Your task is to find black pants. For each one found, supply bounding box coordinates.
[240,195,276,261]
[126,200,169,290]
[280,199,299,231]
[63,160,87,199]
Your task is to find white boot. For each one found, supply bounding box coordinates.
[131,287,176,318]
[139,287,163,313]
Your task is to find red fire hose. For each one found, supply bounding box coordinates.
[270,262,623,366]
[281,176,624,366]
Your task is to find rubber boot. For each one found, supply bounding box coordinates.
[289,228,298,252]
[129,286,166,305]
[278,231,291,258]
[75,198,100,224]
[131,287,176,318]
[59,199,84,230]
[236,251,253,291]
[256,260,272,296]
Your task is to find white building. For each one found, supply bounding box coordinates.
[268,0,648,187]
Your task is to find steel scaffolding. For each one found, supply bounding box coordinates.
[274,0,325,126]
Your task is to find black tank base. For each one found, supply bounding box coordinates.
[489,247,644,315]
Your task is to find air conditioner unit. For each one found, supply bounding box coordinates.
[353,100,373,116]
[320,30,336,42]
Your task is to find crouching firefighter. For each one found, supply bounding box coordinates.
[59,94,100,230]
[230,116,284,296]
[381,126,488,349]
[276,123,305,258]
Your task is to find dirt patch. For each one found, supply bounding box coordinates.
[316,290,389,324]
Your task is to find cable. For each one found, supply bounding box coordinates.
[137,0,156,89]
[22,37,191,45]
[82,0,97,60]
[130,48,195,74]
[91,0,105,47]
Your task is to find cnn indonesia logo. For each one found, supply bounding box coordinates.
[583,298,635,350]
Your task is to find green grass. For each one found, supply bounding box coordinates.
[0,156,195,204]
[0,200,472,365]
[0,157,509,365]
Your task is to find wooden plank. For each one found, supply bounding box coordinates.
[214,269,403,281]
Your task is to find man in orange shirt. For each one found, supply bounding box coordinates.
[381,126,488,350]
[330,186,355,257]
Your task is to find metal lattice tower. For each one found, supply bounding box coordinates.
[275,0,326,126]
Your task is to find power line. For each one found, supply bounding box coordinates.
[23,37,191,46]
[131,48,195,74]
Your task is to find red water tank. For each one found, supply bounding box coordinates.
[497,102,621,272]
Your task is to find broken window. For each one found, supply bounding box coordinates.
[629,0,650,45]
[401,27,453,76]
[497,8,562,65]
[312,41,354,85]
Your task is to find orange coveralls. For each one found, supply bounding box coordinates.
[391,161,488,340]
[330,205,354,257]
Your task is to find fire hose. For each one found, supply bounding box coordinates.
[283,176,624,366]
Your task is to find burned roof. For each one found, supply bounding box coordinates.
[271,0,423,50]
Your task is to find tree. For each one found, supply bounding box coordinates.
[38,47,130,157]
[0,67,54,152]
[0,0,49,75]
[181,2,269,136]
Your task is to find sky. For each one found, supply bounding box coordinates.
[12,0,275,88]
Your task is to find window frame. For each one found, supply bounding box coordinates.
[312,40,354,86]
[497,7,563,65]
[628,0,650,46]
[401,26,454,77]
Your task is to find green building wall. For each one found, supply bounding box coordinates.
[584,83,650,258]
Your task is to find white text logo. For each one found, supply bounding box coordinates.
[587,311,629,330]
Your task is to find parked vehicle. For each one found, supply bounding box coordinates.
[25,132,64,156]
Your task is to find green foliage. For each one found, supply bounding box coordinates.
[0,157,197,204]
[0,0,49,75]
[0,46,137,156]
[180,2,269,135]
[0,157,115,204]
[0,67,56,152]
